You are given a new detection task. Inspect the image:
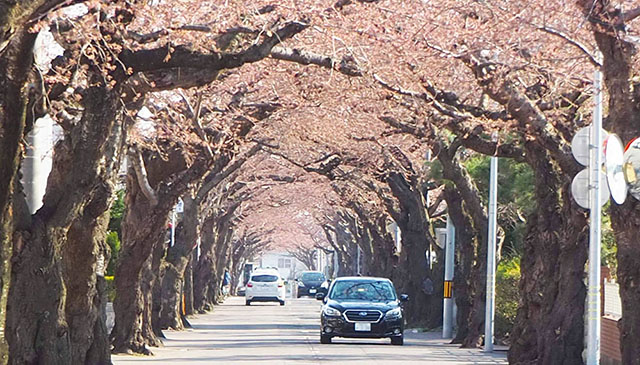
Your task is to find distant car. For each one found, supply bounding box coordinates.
[245,268,286,306]
[316,276,408,345]
[296,271,327,298]
[236,285,246,296]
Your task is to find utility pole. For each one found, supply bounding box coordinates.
[442,215,455,338]
[586,70,603,365]
[484,133,499,352]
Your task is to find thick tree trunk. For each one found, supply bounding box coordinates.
[0,29,36,364]
[508,143,587,364]
[111,174,168,354]
[443,186,475,344]
[63,113,123,364]
[193,217,216,312]
[8,78,121,364]
[147,238,165,342]
[461,239,487,348]
[160,196,198,330]
[7,220,71,364]
[385,171,442,327]
[591,27,640,364]
[64,208,112,365]
[183,254,195,315]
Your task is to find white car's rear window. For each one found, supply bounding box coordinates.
[251,274,279,282]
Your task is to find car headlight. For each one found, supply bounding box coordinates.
[384,307,402,320]
[322,306,341,317]
[297,281,305,287]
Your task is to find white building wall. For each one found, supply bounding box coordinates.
[257,251,308,280]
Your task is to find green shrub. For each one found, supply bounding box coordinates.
[104,275,116,302]
[106,231,120,276]
[495,256,521,341]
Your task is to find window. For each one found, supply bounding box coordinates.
[278,257,292,268]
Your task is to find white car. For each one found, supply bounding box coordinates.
[245,269,286,306]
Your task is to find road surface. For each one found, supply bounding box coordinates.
[112,296,507,364]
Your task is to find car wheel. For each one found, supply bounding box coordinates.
[391,335,403,346]
[320,334,332,344]
[279,300,285,306]
[245,300,251,306]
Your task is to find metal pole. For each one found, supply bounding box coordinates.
[587,70,603,365]
[170,209,176,247]
[443,215,456,338]
[484,153,498,352]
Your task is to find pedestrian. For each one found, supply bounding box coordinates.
[222,269,231,297]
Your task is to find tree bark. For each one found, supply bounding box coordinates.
[590,24,640,364]
[508,142,588,364]
[183,253,195,316]
[443,186,475,344]
[111,170,168,354]
[386,171,442,327]
[7,77,121,364]
[160,196,197,330]
[64,206,112,364]
[193,217,216,312]
[0,28,36,364]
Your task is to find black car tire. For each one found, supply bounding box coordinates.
[245,300,251,306]
[280,300,285,306]
[391,335,403,346]
[296,293,302,298]
[320,334,332,344]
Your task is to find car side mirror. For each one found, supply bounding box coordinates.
[400,294,409,302]
[315,292,326,301]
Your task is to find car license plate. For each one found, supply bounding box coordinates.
[309,289,317,294]
[355,323,371,331]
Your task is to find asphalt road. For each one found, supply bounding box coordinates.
[112,296,507,364]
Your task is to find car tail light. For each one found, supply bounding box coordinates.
[278,283,283,288]
[247,283,253,288]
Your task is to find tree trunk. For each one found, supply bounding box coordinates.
[386,172,441,326]
[0,29,36,364]
[160,195,198,330]
[148,238,165,342]
[7,76,121,364]
[63,111,124,364]
[6,220,71,364]
[508,143,587,364]
[193,217,216,312]
[64,208,112,365]
[111,173,168,354]
[183,254,195,316]
[591,27,640,364]
[443,186,475,344]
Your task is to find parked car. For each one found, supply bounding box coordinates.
[245,268,286,306]
[316,276,408,345]
[296,271,327,298]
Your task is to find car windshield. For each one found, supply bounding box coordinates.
[301,273,325,281]
[330,280,396,301]
[251,274,279,282]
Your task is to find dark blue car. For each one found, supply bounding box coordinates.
[316,276,409,345]
[296,271,326,298]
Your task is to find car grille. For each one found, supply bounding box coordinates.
[344,310,382,322]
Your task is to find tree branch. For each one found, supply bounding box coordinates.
[270,46,363,76]
[539,25,602,67]
[120,21,308,73]
[129,147,159,207]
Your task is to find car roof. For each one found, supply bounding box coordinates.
[332,276,392,282]
[300,271,324,274]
